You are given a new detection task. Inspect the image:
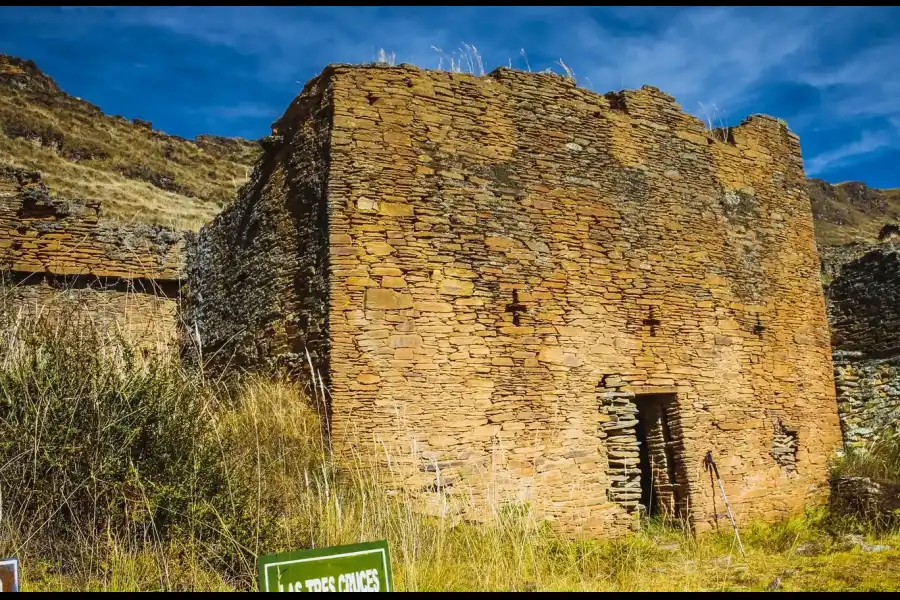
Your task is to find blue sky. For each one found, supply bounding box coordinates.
[1,6,899,187]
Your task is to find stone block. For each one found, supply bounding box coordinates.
[365,289,413,310]
[439,279,475,296]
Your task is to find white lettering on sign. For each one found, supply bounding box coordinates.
[303,576,337,592]
[338,569,380,592]
[279,581,307,592]
[261,542,391,593]
[274,569,381,592]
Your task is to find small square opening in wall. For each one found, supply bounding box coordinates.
[771,421,799,475]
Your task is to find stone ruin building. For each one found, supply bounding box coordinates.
[828,247,900,447]
[0,166,182,349]
[182,64,843,536]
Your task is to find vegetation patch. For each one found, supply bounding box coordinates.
[0,291,895,591]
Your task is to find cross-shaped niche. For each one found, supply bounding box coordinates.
[505,289,527,326]
[642,306,661,337]
[753,315,766,338]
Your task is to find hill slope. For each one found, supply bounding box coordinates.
[0,54,259,230]
[807,178,900,247]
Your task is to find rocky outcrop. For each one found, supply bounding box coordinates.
[0,54,101,113]
[0,53,260,228]
[807,178,900,245]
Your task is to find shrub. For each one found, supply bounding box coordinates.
[0,298,327,588]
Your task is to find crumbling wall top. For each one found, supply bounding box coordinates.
[293,63,803,152]
[0,166,183,280]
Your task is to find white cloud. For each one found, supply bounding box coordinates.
[804,131,893,175]
[570,7,820,109]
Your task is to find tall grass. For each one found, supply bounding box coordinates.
[0,288,897,591]
[832,433,900,485]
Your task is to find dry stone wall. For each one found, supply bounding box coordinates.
[827,249,900,358]
[828,249,900,446]
[326,65,840,535]
[819,242,878,283]
[832,352,900,447]
[180,71,333,376]
[186,64,843,537]
[2,273,177,350]
[0,166,182,348]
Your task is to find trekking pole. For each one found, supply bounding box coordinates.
[704,450,746,557]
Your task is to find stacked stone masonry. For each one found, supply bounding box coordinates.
[0,166,183,348]
[828,249,900,446]
[184,64,843,537]
[181,74,333,373]
[819,242,878,283]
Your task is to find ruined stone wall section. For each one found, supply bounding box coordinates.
[0,167,182,280]
[181,72,334,375]
[819,242,880,283]
[832,352,900,447]
[0,166,182,349]
[323,65,841,535]
[2,275,177,350]
[828,250,900,446]
[827,249,900,358]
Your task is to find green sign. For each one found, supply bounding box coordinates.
[258,541,392,593]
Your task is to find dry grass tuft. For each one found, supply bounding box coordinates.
[832,434,900,485]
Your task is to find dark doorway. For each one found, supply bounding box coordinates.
[635,412,654,511]
[634,394,683,518]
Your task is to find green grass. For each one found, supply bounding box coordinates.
[0,291,897,591]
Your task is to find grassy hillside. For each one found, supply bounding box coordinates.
[0,54,259,230]
[807,178,900,247]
